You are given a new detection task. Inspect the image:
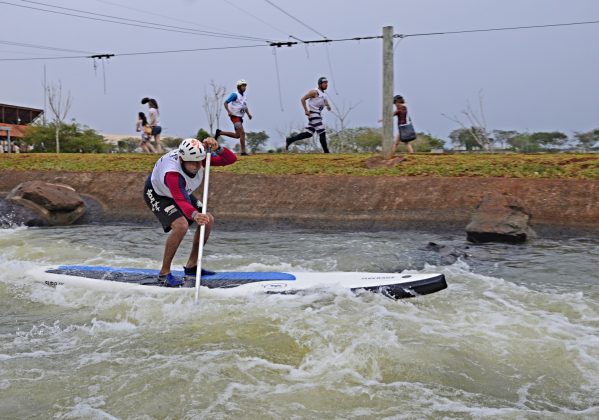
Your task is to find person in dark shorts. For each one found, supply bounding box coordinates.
[144,137,237,286]
[215,79,252,156]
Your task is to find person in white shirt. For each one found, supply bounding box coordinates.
[286,77,331,153]
[215,79,253,156]
[141,97,163,153]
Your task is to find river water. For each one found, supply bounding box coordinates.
[1,224,598,419]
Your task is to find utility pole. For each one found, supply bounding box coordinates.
[382,26,394,159]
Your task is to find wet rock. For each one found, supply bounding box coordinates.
[0,199,47,227]
[425,242,470,265]
[466,193,536,244]
[5,181,86,226]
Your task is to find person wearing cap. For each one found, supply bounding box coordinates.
[215,79,252,156]
[143,137,237,286]
[286,76,332,153]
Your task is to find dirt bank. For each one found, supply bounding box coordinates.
[1,170,598,234]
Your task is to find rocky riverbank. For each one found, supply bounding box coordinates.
[1,170,598,236]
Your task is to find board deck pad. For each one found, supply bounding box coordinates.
[46,265,296,288]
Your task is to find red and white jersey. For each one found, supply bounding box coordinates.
[150,150,203,198]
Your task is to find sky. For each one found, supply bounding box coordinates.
[1,0,598,149]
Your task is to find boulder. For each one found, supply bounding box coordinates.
[466,193,536,244]
[6,181,86,226]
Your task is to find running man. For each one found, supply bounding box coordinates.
[286,76,331,153]
[144,137,237,286]
[215,79,252,156]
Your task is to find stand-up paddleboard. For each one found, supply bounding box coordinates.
[44,265,447,299]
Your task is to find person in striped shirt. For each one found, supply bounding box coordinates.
[286,77,331,153]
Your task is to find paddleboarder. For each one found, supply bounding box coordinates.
[143,137,237,286]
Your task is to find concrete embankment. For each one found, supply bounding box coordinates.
[1,170,598,234]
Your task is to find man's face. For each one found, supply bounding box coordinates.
[319,81,328,91]
[238,84,247,93]
[182,160,203,175]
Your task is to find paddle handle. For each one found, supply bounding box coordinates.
[194,146,212,304]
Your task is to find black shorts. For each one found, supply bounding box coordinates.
[144,176,201,233]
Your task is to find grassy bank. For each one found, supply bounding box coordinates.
[1,153,598,179]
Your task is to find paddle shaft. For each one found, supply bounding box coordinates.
[194,147,212,304]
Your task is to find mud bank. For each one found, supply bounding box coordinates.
[1,170,598,235]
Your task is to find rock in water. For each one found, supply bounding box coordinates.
[6,181,86,226]
[466,193,536,244]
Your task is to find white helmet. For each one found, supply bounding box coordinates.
[236,79,247,87]
[178,138,206,162]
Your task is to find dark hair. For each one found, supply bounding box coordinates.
[141,97,159,109]
[318,77,328,85]
[138,112,148,125]
[393,95,404,104]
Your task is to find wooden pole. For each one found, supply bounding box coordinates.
[382,26,394,159]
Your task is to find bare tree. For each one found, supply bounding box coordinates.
[203,80,226,136]
[47,81,72,153]
[328,99,361,153]
[442,89,492,151]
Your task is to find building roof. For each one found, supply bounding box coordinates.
[0,103,44,125]
[0,123,29,138]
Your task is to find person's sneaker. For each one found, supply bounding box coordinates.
[158,272,184,287]
[214,129,221,140]
[240,152,249,156]
[183,266,216,276]
[285,138,291,150]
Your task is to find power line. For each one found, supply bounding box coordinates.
[0,40,96,55]
[0,43,269,62]
[399,20,599,38]
[2,18,597,62]
[222,0,292,39]
[91,0,226,34]
[1,0,271,42]
[263,0,328,39]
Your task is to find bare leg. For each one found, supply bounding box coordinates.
[159,217,189,275]
[185,214,214,268]
[392,135,401,155]
[219,125,246,154]
[154,134,162,153]
[237,126,246,154]
[406,142,414,153]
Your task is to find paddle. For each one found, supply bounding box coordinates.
[194,145,212,304]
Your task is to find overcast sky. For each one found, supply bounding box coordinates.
[1,0,598,148]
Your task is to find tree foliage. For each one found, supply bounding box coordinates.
[23,122,108,153]
[449,127,487,151]
[246,131,269,153]
[573,129,599,151]
[196,128,211,141]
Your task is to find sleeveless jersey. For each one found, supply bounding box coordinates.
[307,89,328,113]
[226,91,248,117]
[150,150,203,198]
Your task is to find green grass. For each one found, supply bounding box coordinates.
[1,153,598,179]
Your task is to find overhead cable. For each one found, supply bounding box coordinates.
[263,0,328,39]
[1,0,270,42]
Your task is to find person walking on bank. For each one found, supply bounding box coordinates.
[215,79,252,156]
[392,95,416,154]
[136,112,156,154]
[286,77,331,153]
[143,137,237,287]
[141,97,163,153]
